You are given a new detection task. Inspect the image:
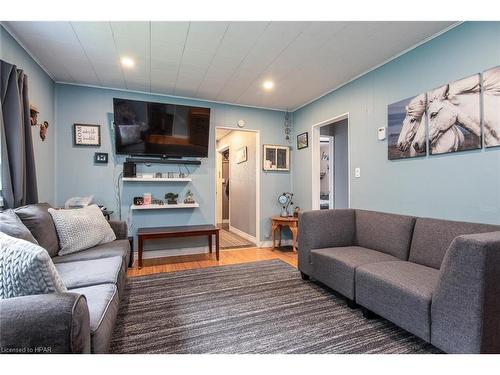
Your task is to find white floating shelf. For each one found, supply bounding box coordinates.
[130,203,199,210]
[122,177,192,182]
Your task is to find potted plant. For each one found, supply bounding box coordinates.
[164,192,179,205]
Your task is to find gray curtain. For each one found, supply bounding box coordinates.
[0,59,38,208]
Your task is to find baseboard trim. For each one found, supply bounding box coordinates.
[229,225,257,244]
[259,239,293,248]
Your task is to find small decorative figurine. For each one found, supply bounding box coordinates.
[184,190,195,204]
[165,192,179,205]
[293,206,301,218]
[39,121,49,141]
[155,172,162,178]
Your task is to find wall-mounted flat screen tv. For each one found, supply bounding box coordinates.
[113,98,211,158]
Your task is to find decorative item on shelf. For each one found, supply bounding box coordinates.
[133,197,144,206]
[278,192,293,217]
[152,198,164,205]
[179,172,186,178]
[263,144,290,171]
[236,146,247,164]
[167,172,174,178]
[143,193,152,205]
[155,172,162,178]
[184,190,195,204]
[73,124,101,147]
[165,192,179,205]
[293,206,301,218]
[297,132,308,150]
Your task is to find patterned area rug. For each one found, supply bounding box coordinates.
[219,228,255,249]
[110,260,440,354]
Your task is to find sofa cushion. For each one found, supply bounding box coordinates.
[0,209,38,244]
[354,210,416,260]
[55,256,124,293]
[310,246,399,300]
[14,203,59,257]
[69,284,119,354]
[48,205,116,256]
[0,232,67,299]
[52,239,130,268]
[355,261,439,341]
[409,218,500,269]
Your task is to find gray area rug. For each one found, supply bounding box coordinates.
[110,260,440,353]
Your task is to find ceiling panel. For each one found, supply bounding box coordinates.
[4,21,457,110]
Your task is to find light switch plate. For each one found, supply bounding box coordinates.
[355,167,361,178]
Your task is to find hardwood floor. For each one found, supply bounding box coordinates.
[127,247,298,277]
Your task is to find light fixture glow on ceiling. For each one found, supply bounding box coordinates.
[121,56,135,68]
[262,80,274,90]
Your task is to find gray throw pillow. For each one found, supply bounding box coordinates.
[0,232,67,299]
[0,209,38,244]
[14,203,60,257]
[48,204,116,256]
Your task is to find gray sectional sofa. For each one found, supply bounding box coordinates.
[298,209,500,354]
[0,203,130,353]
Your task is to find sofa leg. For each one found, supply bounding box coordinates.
[346,299,358,309]
[362,307,377,319]
[300,272,310,281]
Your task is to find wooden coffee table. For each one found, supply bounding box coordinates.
[271,216,298,252]
[137,225,220,268]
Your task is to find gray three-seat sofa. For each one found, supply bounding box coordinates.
[0,203,130,353]
[298,209,500,354]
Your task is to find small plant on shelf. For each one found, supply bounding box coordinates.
[164,192,179,205]
[184,190,195,204]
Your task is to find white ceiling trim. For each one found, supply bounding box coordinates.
[291,21,463,112]
[1,21,55,81]
[55,80,287,112]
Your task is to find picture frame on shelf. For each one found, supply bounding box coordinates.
[73,124,101,147]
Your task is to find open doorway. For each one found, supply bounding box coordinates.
[215,128,260,249]
[311,114,350,210]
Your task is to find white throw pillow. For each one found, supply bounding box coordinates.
[0,232,67,299]
[48,204,116,256]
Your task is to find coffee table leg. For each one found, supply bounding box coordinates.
[208,234,212,253]
[216,231,220,261]
[138,236,143,269]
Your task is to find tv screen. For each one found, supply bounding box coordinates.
[113,98,210,158]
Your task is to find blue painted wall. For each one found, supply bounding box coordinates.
[1,26,56,204]
[292,22,500,224]
[55,84,291,248]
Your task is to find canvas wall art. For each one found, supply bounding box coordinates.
[483,66,500,148]
[426,73,481,155]
[388,94,427,160]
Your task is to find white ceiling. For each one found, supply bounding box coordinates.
[4,21,456,110]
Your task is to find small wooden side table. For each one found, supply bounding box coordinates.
[271,216,298,252]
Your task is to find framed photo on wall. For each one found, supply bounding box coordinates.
[236,146,247,164]
[263,144,290,171]
[297,132,308,150]
[73,124,101,147]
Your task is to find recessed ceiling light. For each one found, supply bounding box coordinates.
[262,80,274,91]
[121,56,135,68]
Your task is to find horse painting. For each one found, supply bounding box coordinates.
[483,66,500,148]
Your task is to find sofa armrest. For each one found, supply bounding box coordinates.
[109,220,128,240]
[298,209,355,276]
[431,231,500,353]
[0,293,91,354]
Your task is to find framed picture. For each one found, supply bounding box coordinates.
[263,144,290,171]
[236,146,247,164]
[73,124,101,147]
[388,94,427,160]
[297,132,308,150]
[483,66,500,148]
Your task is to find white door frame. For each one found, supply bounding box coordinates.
[216,145,229,225]
[311,113,350,210]
[328,136,335,209]
[214,127,261,244]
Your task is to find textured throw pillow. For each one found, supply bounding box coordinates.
[48,204,116,256]
[0,209,39,244]
[0,232,67,299]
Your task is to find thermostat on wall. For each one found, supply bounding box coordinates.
[377,127,386,141]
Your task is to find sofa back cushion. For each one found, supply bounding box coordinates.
[0,209,38,244]
[355,210,416,260]
[409,217,500,269]
[14,203,60,257]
